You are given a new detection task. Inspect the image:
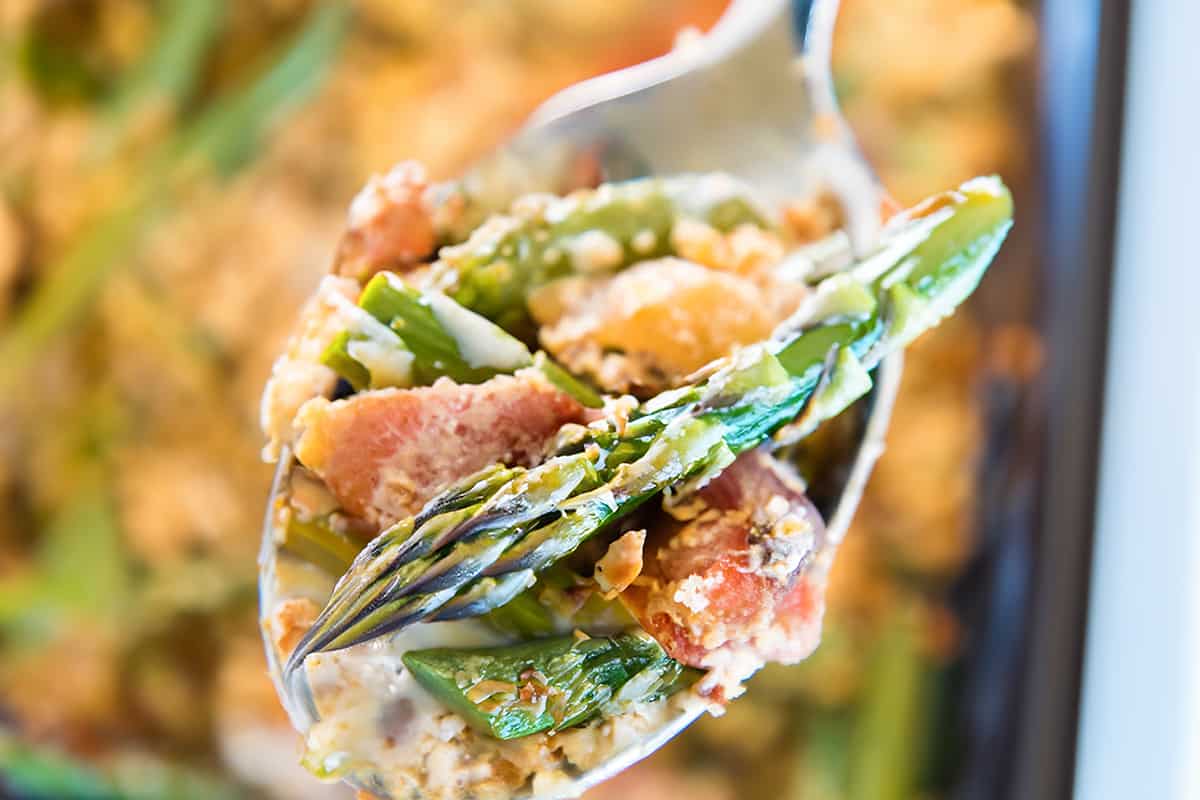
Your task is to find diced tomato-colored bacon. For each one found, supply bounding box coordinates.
[334,162,437,281]
[294,370,584,525]
[621,450,827,675]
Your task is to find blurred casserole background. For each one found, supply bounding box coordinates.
[0,1,1039,798]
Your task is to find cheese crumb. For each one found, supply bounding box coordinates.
[631,229,657,254]
[566,230,624,273]
[673,574,718,613]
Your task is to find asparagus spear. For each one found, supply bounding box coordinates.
[474,586,558,637]
[321,274,602,405]
[281,515,362,575]
[476,564,637,637]
[402,630,696,740]
[327,273,531,386]
[429,173,772,333]
[286,177,1012,671]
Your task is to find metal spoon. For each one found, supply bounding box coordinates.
[259,0,899,796]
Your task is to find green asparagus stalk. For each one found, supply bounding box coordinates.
[402,630,696,740]
[281,515,362,575]
[286,177,1012,671]
[321,273,530,387]
[476,589,558,638]
[478,564,637,637]
[532,351,605,408]
[321,274,602,405]
[174,4,349,177]
[319,331,374,391]
[429,173,772,333]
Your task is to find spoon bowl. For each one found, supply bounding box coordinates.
[259,1,897,796]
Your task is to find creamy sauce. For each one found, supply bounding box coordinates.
[264,499,708,800]
[425,290,532,371]
[266,578,703,800]
[346,339,415,388]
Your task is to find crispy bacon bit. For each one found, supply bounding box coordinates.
[294,370,585,525]
[593,529,646,599]
[620,450,827,684]
[335,162,437,282]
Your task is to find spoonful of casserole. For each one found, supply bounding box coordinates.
[257,2,1013,798]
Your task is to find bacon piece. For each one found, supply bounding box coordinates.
[294,370,585,525]
[335,162,437,282]
[620,450,827,682]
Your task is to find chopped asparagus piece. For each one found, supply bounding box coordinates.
[366,275,531,384]
[281,515,361,574]
[477,588,558,638]
[402,631,695,740]
[322,275,603,405]
[478,565,636,637]
[532,350,603,408]
[287,177,1012,667]
[320,331,373,391]
[430,174,772,333]
[322,274,528,386]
